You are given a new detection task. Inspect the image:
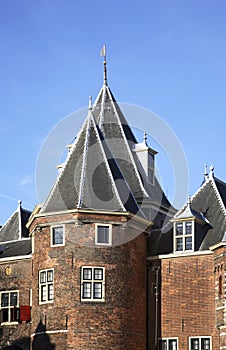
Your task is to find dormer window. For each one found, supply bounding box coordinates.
[174,221,194,252]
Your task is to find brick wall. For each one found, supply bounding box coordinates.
[31,211,147,350]
[0,257,32,350]
[149,253,219,350]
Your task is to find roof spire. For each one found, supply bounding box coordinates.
[209,164,214,179]
[100,45,107,85]
[204,163,208,181]
[89,95,92,110]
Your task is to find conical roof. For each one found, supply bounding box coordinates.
[42,81,173,222]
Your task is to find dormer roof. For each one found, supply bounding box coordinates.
[0,201,31,258]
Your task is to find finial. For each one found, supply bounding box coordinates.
[187,194,191,205]
[204,163,208,181]
[100,45,107,85]
[209,164,214,179]
[18,199,22,206]
[89,95,92,110]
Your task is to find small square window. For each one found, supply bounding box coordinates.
[190,337,211,350]
[159,338,178,350]
[174,220,194,252]
[95,224,112,246]
[51,225,64,246]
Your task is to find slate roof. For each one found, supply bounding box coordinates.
[41,81,174,226]
[148,173,226,256]
[191,176,226,250]
[0,202,31,258]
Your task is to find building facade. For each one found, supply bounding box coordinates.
[0,67,226,350]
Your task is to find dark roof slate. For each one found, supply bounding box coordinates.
[0,203,31,242]
[0,239,31,258]
[42,82,174,225]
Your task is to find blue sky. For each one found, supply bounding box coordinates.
[0,0,226,224]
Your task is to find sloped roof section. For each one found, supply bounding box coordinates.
[42,108,142,215]
[93,84,172,214]
[184,176,226,250]
[0,202,31,242]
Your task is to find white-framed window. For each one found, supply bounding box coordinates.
[159,338,178,350]
[39,269,54,304]
[95,224,112,246]
[81,266,105,302]
[174,220,194,252]
[189,336,211,350]
[0,290,19,324]
[51,225,65,246]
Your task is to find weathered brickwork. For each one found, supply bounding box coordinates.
[159,253,219,349]
[0,257,32,350]
[30,211,147,350]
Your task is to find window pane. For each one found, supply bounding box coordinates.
[191,338,199,350]
[94,268,103,280]
[1,308,9,322]
[48,284,54,300]
[176,237,183,251]
[10,292,18,306]
[47,270,53,282]
[159,340,167,350]
[176,223,183,235]
[94,283,102,299]
[97,226,109,244]
[185,236,192,250]
[83,268,92,280]
[41,285,47,302]
[1,293,9,307]
[40,271,46,283]
[53,226,63,245]
[201,338,210,350]
[83,282,91,298]
[169,339,177,350]
[185,221,192,235]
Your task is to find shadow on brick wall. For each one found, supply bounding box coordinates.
[32,321,55,350]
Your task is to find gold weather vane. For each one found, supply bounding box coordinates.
[100,45,107,85]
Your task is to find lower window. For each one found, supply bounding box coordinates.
[0,290,19,324]
[39,269,54,304]
[159,338,178,350]
[190,337,211,350]
[81,266,105,302]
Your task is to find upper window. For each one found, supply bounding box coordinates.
[39,269,54,304]
[51,225,64,246]
[81,266,105,302]
[95,224,112,246]
[159,338,178,350]
[0,290,19,324]
[189,337,211,350]
[174,220,194,252]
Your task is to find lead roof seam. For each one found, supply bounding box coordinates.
[105,85,149,198]
[77,113,92,208]
[89,112,126,211]
[210,178,226,218]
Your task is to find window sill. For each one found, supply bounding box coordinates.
[1,322,19,326]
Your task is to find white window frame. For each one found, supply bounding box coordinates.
[95,224,112,246]
[51,225,65,247]
[189,336,212,350]
[159,337,178,350]
[174,220,194,253]
[0,290,19,325]
[81,266,105,302]
[39,269,54,304]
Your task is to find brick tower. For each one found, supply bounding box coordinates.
[27,57,173,349]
